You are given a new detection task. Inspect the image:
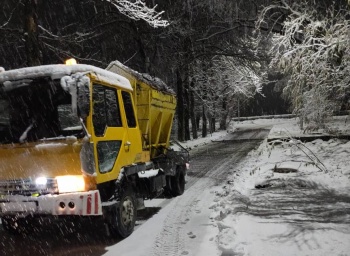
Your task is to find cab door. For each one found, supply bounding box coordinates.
[91,83,133,184]
[120,91,143,163]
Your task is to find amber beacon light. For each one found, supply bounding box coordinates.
[65,58,77,65]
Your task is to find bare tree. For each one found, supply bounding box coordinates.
[0,0,168,68]
[161,0,270,139]
[23,0,42,66]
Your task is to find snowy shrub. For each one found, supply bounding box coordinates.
[299,88,337,129]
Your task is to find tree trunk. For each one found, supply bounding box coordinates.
[210,117,215,134]
[237,97,240,118]
[196,113,200,130]
[202,104,207,138]
[23,0,42,66]
[210,104,216,133]
[190,86,198,139]
[130,22,148,73]
[176,69,185,141]
[184,74,190,141]
[183,37,192,141]
[299,115,304,130]
[220,96,228,130]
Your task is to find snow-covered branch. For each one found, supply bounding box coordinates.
[105,0,169,28]
[258,1,350,126]
[189,55,264,124]
[39,25,105,44]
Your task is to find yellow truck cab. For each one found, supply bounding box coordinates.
[0,61,189,237]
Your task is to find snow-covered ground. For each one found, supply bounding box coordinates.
[213,117,350,256]
[104,117,350,256]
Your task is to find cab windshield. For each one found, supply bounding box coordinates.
[0,77,82,144]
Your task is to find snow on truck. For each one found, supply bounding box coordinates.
[0,59,189,237]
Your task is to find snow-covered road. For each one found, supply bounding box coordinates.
[106,118,350,256]
[103,128,271,256]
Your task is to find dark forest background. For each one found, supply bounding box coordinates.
[1,0,348,140]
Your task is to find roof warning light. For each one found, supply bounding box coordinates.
[65,58,77,65]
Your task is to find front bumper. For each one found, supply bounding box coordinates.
[0,190,102,217]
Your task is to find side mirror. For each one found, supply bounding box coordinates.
[80,138,96,175]
[77,76,90,119]
[60,75,91,119]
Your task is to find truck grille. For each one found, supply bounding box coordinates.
[0,178,58,196]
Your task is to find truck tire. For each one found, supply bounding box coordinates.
[108,188,137,238]
[171,166,186,196]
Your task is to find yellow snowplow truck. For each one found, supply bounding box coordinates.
[0,60,189,237]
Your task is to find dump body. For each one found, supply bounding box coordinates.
[107,61,176,158]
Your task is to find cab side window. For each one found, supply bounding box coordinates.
[92,84,122,136]
[121,91,136,128]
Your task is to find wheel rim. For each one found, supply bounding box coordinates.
[121,197,134,227]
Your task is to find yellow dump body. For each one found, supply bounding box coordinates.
[107,61,176,158]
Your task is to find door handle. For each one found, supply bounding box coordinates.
[124,141,131,152]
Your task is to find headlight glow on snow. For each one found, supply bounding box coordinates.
[56,175,85,193]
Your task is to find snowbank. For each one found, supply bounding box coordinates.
[210,117,350,255]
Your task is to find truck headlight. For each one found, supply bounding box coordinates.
[35,177,48,186]
[56,175,85,193]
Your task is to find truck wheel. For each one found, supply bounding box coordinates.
[171,166,186,196]
[109,188,137,238]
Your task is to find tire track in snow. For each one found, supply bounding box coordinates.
[151,164,218,256]
[151,130,268,256]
